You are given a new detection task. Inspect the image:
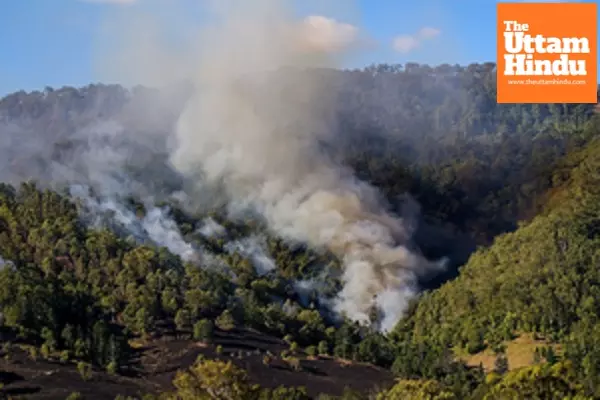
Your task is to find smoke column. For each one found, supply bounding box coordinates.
[160,0,445,331]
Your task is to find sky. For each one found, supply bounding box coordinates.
[0,0,597,96]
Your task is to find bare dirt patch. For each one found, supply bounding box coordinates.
[1,328,394,399]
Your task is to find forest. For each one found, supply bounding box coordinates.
[0,62,600,399]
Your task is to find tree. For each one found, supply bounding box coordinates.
[175,309,191,332]
[168,357,256,400]
[216,310,236,331]
[305,346,317,357]
[259,386,310,400]
[193,319,214,342]
[286,357,301,372]
[77,362,92,381]
[134,307,153,336]
[106,361,118,375]
[544,346,558,365]
[493,354,509,375]
[318,341,329,356]
[262,354,272,366]
[484,361,589,399]
[377,379,457,400]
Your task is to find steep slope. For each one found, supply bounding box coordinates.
[391,137,600,396]
[1,69,600,398]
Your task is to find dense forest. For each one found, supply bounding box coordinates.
[1,62,600,399]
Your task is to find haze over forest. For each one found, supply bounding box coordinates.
[1,1,600,399]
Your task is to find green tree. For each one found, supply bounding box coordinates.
[216,310,236,331]
[168,358,256,399]
[318,341,329,356]
[377,379,457,400]
[77,362,92,381]
[484,361,589,400]
[175,309,191,332]
[193,319,214,342]
[493,354,509,375]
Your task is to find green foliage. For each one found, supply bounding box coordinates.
[2,67,600,398]
[168,358,253,399]
[215,309,236,331]
[77,361,92,381]
[285,356,301,371]
[397,139,600,343]
[482,362,591,400]
[388,138,600,398]
[317,388,366,400]
[175,309,191,331]
[317,340,329,355]
[166,357,309,400]
[193,319,214,342]
[493,355,509,375]
[259,386,310,400]
[106,360,118,375]
[377,379,457,400]
[0,182,349,371]
[262,354,272,366]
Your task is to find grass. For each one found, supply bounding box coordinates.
[460,333,562,372]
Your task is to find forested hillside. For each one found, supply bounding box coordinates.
[1,62,600,399]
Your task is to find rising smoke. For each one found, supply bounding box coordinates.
[0,0,448,332]
[160,0,446,331]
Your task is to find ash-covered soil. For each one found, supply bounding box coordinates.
[0,328,394,399]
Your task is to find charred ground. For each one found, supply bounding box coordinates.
[1,328,393,399]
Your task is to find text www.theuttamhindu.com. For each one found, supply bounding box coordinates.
[507,78,587,85]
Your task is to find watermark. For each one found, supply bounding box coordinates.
[496,2,597,103]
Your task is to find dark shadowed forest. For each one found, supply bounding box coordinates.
[1,62,600,399]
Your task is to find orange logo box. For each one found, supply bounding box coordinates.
[496,2,597,103]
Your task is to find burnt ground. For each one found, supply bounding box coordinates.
[0,328,394,399]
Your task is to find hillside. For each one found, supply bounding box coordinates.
[391,137,600,397]
[399,137,600,347]
[0,63,600,399]
[0,328,394,399]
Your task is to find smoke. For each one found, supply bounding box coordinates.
[0,256,13,271]
[0,85,198,264]
[224,234,276,276]
[153,0,447,329]
[0,0,449,331]
[70,184,197,262]
[197,217,227,238]
[141,207,197,262]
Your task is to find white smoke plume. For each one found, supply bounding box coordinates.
[0,256,13,271]
[0,0,449,331]
[70,184,197,262]
[197,217,227,238]
[141,207,197,262]
[224,234,276,276]
[0,87,197,264]
[155,0,447,329]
